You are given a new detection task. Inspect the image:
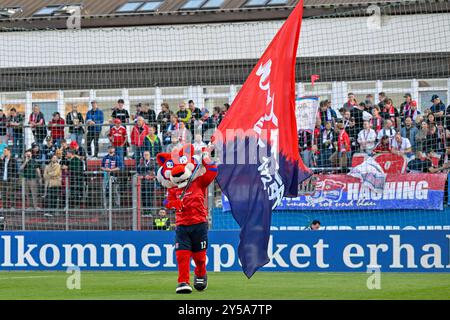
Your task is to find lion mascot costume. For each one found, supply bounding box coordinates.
[156,144,217,294]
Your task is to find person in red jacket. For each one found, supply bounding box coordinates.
[156,144,217,294]
[109,118,127,160]
[49,112,65,147]
[131,116,149,168]
[331,122,351,169]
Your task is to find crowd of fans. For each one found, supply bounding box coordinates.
[300,92,450,173]
[0,98,228,215]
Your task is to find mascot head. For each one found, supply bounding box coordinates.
[156,144,206,189]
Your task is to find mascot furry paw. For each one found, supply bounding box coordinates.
[156,144,217,294]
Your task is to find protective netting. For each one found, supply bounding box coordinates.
[1,0,450,231]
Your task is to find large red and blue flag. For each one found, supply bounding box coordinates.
[213,1,311,278]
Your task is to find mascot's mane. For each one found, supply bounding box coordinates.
[156,144,206,189]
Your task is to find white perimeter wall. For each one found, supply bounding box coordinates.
[0,13,449,68]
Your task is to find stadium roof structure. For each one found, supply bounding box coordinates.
[0,0,448,30]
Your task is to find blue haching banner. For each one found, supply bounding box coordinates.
[222,173,447,211]
[0,231,449,272]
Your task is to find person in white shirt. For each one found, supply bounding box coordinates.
[377,119,396,143]
[193,134,207,155]
[357,120,377,155]
[391,132,412,156]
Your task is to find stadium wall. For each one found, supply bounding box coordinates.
[0,231,449,272]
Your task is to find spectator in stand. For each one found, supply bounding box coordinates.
[373,135,391,154]
[200,110,215,142]
[0,147,18,209]
[318,121,335,167]
[400,93,413,119]
[408,151,450,173]
[212,106,223,127]
[401,116,418,151]
[415,114,424,129]
[86,101,104,159]
[346,117,359,155]
[101,146,123,208]
[144,125,162,158]
[66,104,85,147]
[153,208,171,231]
[318,100,337,127]
[176,102,191,128]
[69,141,87,163]
[42,137,59,164]
[391,132,412,156]
[427,113,438,131]
[131,116,149,168]
[109,118,127,160]
[138,150,156,213]
[0,109,8,145]
[166,135,182,153]
[299,129,315,167]
[222,103,230,118]
[403,100,421,124]
[350,102,365,132]
[145,103,157,129]
[7,108,24,158]
[111,99,130,125]
[364,94,375,112]
[430,95,446,124]
[30,142,44,167]
[188,100,202,136]
[380,98,400,129]
[378,92,387,109]
[193,134,207,155]
[65,148,84,208]
[157,103,172,137]
[415,121,429,153]
[43,155,62,211]
[357,120,377,155]
[20,149,42,210]
[134,103,148,123]
[343,93,358,111]
[164,115,180,146]
[377,119,396,144]
[177,121,190,144]
[370,107,384,134]
[426,125,440,154]
[342,110,351,129]
[49,112,65,147]
[436,123,449,154]
[331,122,351,169]
[29,105,47,146]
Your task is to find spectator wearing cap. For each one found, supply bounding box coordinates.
[403,100,421,123]
[86,101,104,159]
[430,94,446,125]
[69,140,87,163]
[65,148,84,207]
[28,105,47,147]
[19,149,42,210]
[0,108,8,145]
[144,125,162,158]
[7,108,24,158]
[101,146,123,208]
[401,117,418,151]
[0,147,18,209]
[109,118,127,160]
[49,112,65,147]
[131,116,150,168]
[112,99,130,125]
[66,104,85,147]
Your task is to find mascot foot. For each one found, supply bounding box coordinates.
[194,275,208,291]
[176,282,192,294]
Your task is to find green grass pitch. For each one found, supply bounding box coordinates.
[0,271,449,300]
